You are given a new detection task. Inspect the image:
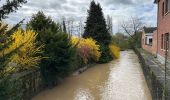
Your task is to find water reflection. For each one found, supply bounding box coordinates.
[32,50,152,100]
[101,51,151,100]
[74,88,94,100]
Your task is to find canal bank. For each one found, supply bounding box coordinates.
[32,50,152,100]
[134,48,170,100]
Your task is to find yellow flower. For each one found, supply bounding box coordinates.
[109,44,120,59]
[71,37,101,63]
[2,29,43,71]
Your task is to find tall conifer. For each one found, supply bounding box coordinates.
[83,1,111,45]
[83,1,112,63]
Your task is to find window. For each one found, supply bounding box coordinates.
[161,34,164,49]
[164,33,169,50]
[169,0,170,11]
[149,38,153,45]
[145,36,153,46]
[165,0,168,13]
[161,33,170,50]
[165,0,170,14]
[163,2,165,16]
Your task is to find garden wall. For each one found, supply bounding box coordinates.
[0,63,93,100]
[0,69,44,100]
[134,48,170,100]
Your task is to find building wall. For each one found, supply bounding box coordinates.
[152,30,158,55]
[142,30,157,55]
[157,0,170,61]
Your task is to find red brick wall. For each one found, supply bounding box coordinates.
[141,30,157,55]
[152,30,158,55]
[157,0,170,60]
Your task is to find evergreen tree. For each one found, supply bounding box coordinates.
[28,11,76,86]
[83,1,111,45]
[27,11,53,32]
[0,0,27,20]
[63,19,67,33]
[83,1,112,63]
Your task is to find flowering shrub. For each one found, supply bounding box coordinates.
[71,37,101,64]
[109,44,120,59]
[3,29,43,72]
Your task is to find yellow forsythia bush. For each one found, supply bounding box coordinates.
[4,29,43,72]
[109,44,120,59]
[71,37,101,63]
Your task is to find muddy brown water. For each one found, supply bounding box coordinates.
[32,50,152,100]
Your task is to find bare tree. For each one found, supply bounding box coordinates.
[107,15,113,35]
[61,17,67,33]
[77,18,84,38]
[60,17,84,37]
[121,16,143,40]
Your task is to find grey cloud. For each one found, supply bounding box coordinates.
[1,0,156,33]
[26,0,67,10]
[104,0,135,5]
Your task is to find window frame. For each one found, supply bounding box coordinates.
[145,36,153,46]
[165,0,169,13]
[165,0,170,15]
[162,2,165,16]
[164,33,169,50]
[161,34,164,49]
[149,38,153,46]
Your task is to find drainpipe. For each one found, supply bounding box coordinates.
[156,3,159,58]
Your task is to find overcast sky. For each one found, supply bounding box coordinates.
[2,0,157,33]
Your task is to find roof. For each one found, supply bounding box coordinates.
[143,27,157,34]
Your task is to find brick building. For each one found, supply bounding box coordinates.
[154,0,170,63]
[141,27,157,55]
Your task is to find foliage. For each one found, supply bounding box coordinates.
[6,19,25,35]
[133,32,142,48]
[27,11,54,32]
[0,0,27,78]
[0,22,24,78]
[0,70,43,100]
[0,29,43,76]
[83,1,112,63]
[121,16,143,48]
[27,11,60,44]
[28,11,76,86]
[127,32,142,48]
[0,0,27,20]
[71,37,101,64]
[98,44,112,63]
[112,33,130,50]
[62,19,67,33]
[109,44,120,59]
[83,1,111,45]
[0,77,23,100]
[41,30,76,86]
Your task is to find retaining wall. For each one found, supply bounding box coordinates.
[0,69,43,100]
[134,48,170,100]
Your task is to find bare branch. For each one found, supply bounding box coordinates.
[121,16,144,40]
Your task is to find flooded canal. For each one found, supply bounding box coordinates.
[32,50,152,100]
